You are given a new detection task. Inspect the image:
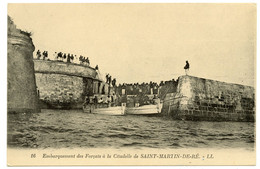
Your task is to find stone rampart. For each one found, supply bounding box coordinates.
[8,16,39,113]
[162,75,255,122]
[34,60,103,109]
[34,60,98,79]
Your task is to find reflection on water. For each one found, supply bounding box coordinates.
[7,109,255,150]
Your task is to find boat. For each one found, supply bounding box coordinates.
[83,103,126,116]
[126,100,163,115]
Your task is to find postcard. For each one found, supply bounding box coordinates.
[7,3,256,166]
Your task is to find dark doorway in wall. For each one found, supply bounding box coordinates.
[83,77,94,97]
[98,82,101,94]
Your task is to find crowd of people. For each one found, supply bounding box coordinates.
[83,94,119,108]
[116,81,159,95]
[35,50,91,66]
[55,52,75,63]
[35,50,189,97]
[115,79,179,96]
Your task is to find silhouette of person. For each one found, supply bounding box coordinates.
[42,51,46,60]
[112,78,116,87]
[71,54,74,62]
[67,53,71,63]
[79,55,83,64]
[86,57,90,66]
[184,60,190,75]
[63,53,66,61]
[95,65,99,70]
[108,75,111,84]
[58,52,63,61]
[36,50,41,59]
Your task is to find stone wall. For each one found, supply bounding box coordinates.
[158,80,178,100]
[8,16,39,113]
[34,59,97,78]
[162,75,255,122]
[34,60,103,109]
[35,73,84,109]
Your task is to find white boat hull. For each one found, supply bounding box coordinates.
[126,103,163,115]
[83,104,126,116]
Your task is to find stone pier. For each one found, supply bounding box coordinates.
[162,75,255,122]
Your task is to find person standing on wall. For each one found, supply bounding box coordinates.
[36,50,41,59]
[67,53,71,63]
[71,54,74,63]
[184,60,190,75]
[53,52,57,60]
[63,53,66,62]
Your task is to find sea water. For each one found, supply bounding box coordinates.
[7,109,255,150]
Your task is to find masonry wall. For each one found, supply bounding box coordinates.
[35,73,84,109]
[162,75,255,122]
[34,59,108,109]
[34,60,103,109]
[158,80,178,100]
[34,59,97,78]
[8,16,39,113]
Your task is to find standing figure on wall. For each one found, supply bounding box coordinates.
[67,53,71,63]
[86,57,90,66]
[79,55,83,64]
[36,50,41,59]
[45,51,48,59]
[184,60,190,75]
[42,51,48,60]
[112,78,116,87]
[108,75,112,85]
[106,74,110,83]
[95,65,99,70]
[71,54,74,62]
[57,52,62,61]
[53,52,57,60]
[42,51,46,60]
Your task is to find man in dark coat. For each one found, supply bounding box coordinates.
[184,60,190,75]
[95,65,99,70]
[36,50,41,59]
[67,54,71,63]
[112,78,116,87]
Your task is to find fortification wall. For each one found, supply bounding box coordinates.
[34,59,98,79]
[163,75,255,122]
[35,73,84,109]
[34,60,107,109]
[8,16,39,113]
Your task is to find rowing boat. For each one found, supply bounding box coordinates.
[126,101,163,115]
[83,103,126,116]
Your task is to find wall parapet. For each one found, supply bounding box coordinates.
[34,59,101,81]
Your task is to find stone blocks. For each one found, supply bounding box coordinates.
[8,16,39,113]
[162,75,255,122]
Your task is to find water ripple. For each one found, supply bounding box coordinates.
[7,109,255,150]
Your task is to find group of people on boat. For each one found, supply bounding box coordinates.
[132,94,160,107]
[84,94,117,108]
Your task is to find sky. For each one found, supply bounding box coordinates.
[8,3,256,87]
